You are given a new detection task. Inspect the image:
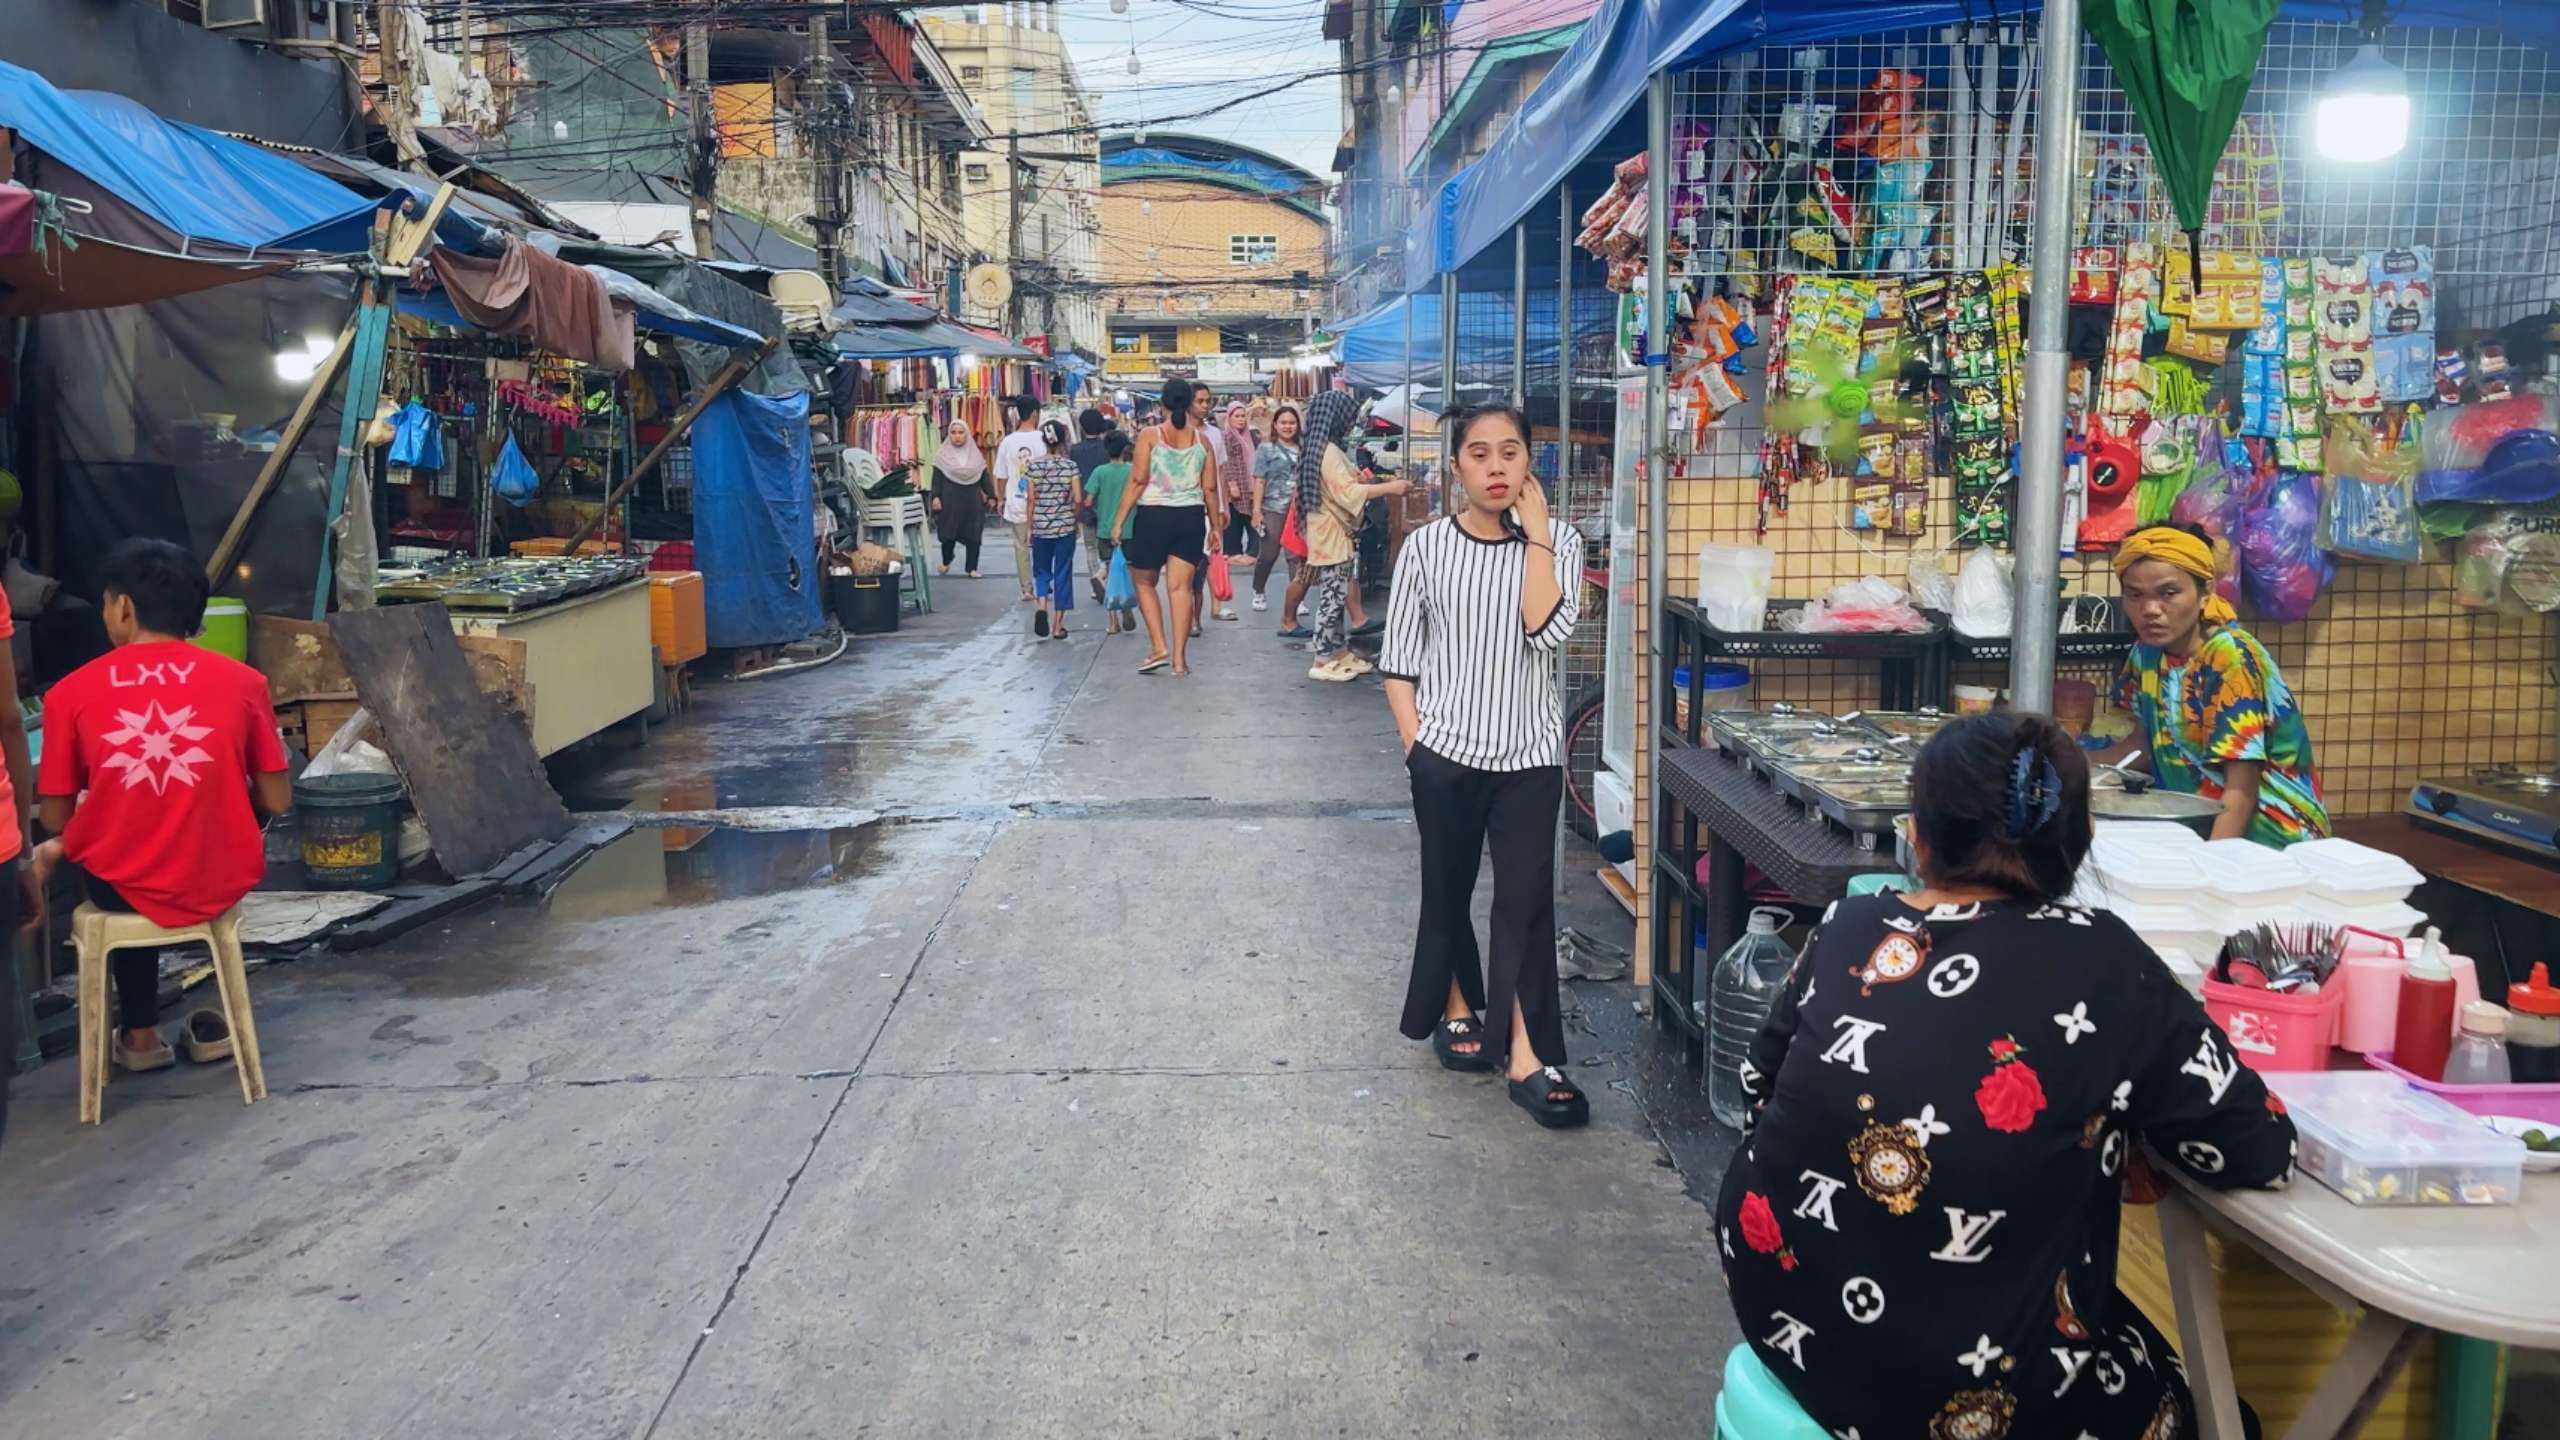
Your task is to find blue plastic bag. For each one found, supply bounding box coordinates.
[1105,547,1138,613]
[490,433,541,507]
[387,401,444,473]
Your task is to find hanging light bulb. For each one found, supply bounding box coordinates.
[1140,199,1152,216]
[1126,52,1141,75]
[1386,83,1402,108]
[2315,43,2411,163]
[1134,127,1148,145]
[552,120,570,142]
[1110,0,1128,12]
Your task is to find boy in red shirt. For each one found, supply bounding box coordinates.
[39,539,290,1071]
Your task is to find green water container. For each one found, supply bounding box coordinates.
[294,772,405,890]
[194,598,249,662]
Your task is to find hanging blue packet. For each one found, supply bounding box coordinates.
[1105,546,1138,613]
[491,432,540,507]
[387,401,445,473]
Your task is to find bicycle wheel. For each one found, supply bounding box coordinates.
[1562,685,1605,841]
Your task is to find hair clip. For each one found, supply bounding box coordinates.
[2003,748,2063,841]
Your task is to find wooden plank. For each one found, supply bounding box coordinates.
[205,317,357,586]
[328,877,504,952]
[497,817,635,896]
[329,600,572,876]
[254,613,529,720]
[562,337,780,553]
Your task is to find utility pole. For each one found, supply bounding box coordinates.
[1005,130,1025,335]
[686,21,716,260]
[809,12,842,289]
[375,0,431,172]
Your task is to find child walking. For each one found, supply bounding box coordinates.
[1024,419,1085,640]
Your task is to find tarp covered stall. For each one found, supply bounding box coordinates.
[19,271,357,635]
[0,57,490,258]
[533,236,804,397]
[689,389,822,648]
[0,183,289,315]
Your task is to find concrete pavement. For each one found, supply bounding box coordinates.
[0,531,1733,1438]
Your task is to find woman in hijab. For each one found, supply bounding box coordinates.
[929,419,995,576]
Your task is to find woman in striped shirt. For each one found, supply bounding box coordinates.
[1380,403,1587,1129]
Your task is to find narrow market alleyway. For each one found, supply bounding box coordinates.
[0,541,1734,1439]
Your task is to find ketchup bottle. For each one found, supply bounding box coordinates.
[2391,927,2458,1082]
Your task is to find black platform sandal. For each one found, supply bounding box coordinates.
[1431,1016,1496,1072]
[1508,1066,1591,1129]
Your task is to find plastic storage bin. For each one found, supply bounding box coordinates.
[1672,662,1750,736]
[2271,1070,2526,1206]
[2367,1050,2560,1126]
[2201,977,2343,1072]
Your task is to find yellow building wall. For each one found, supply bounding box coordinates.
[1098,179,1328,329]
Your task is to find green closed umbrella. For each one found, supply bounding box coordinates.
[2081,0,2282,277]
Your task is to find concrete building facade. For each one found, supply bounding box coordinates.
[1098,135,1328,391]
[920,3,1104,359]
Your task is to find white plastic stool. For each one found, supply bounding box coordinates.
[855,490,935,614]
[75,903,264,1124]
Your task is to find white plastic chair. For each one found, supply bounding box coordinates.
[854,488,934,614]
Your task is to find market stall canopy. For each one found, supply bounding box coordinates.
[1408,0,2560,291]
[0,58,489,258]
[400,244,763,365]
[2084,0,2281,273]
[830,314,1040,361]
[833,276,938,326]
[581,265,765,349]
[0,179,295,314]
[1323,286,1613,390]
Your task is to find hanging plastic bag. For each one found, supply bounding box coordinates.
[1206,547,1235,604]
[2317,419,2422,563]
[1906,549,1956,613]
[1279,499,1308,559]
[1951,546,2014,638]
[387,401,445,473]
[1696,542,1775,632]
[490,432,541,507]
[2416,393,2560,503]
[2240,469,2333,621]
[1105,547,1138,614]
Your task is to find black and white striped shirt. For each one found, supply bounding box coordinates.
[1379,515,1580,772]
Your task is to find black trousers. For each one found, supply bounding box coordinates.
[1399,745,1566,1068]
[1222,505,1258,557]
[84,873,158,1031]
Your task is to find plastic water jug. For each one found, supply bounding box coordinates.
[1707,906,1796,1130]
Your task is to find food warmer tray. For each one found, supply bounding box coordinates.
[1703,703,1836,756]
[1770,752,1907,805]
[1841,707,1954,741]
[1732,719,1868,774]
[1813,781,1913,849]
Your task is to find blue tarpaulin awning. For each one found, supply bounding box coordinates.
[1416,0,2560,290]
[0,58,486,256]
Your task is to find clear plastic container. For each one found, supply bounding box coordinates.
[1706,906,1796,1130]
[2442,1001,2514,1085]
[2270,1070,2526,1206]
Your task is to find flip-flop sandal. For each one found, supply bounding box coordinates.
[183,1009,233,1064]
[1034,610,1050,638]
[1508,1067,1591,1129]
[112,1031,175,1073]
[1431,1016,1496,1072]
[1138,656,1170,674]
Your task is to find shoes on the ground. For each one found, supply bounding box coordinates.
[1338,654,1376,676]
[1034,609,1050,638]
[1308,656,1358,682]
[1215,608,1240,622]
[183,1009,233,1064]
[113,1030,174,1073]
[1278,626,1313,640]
[1351,618,1385,637]
[1252,594,1269,612]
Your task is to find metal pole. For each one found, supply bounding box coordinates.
[1402,284,1415,430]
[1642,69,1671,996]
[1510,220,1528,407]
[1557,183,1575,514]
[1440,269,1459,432]
[2009,5,2081,715]
[686,22,714,259]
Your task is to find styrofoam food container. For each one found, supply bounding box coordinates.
[2291,895,2426,934]
[2287,837,2425,907]
[2083,844,2209,908]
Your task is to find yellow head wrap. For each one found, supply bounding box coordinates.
[2112,527,2238,624]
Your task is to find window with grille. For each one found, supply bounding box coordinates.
[965,162,990,182]
[1230,234,1279,265]
[961,66,983,83]
[1111,327,1179,354]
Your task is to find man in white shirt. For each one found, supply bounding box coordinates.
[991,397,1045,601]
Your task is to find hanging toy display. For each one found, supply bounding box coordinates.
[2076,421,2144,549]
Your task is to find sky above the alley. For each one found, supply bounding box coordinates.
[1056,0,1344,177]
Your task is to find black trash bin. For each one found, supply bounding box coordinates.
[833,570,900,634]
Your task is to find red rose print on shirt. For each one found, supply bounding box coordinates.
[1975,1035,2048,1134]
[1737,1190,1798,1271]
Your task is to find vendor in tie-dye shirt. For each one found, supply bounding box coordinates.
[2103,525,2330,847]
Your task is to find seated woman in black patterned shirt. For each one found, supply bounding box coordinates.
[1717,711,2297,1440]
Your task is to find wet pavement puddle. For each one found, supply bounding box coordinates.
[543,825,887,920]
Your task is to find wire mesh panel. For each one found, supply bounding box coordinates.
[1651,18,2560,810]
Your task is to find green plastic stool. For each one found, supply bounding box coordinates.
[1714,1344,1829,1440]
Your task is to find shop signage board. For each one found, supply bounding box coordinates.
[1155,356,1199,380]
[1197,353,1253,383]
